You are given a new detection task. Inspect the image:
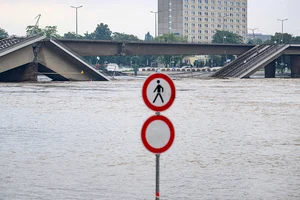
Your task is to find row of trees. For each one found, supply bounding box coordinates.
[1,24,300,67]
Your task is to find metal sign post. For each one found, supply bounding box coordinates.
[156,153,160,200]
[141,73,176,200]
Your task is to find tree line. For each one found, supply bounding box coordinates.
[1,24,300,67]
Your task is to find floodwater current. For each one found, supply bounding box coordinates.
[0,78,300,200]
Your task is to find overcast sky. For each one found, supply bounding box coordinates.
[1,0,300,39]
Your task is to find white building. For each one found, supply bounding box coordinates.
[158,0,248,43]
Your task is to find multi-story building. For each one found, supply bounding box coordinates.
[158,0,247,43]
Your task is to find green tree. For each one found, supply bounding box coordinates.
[270,32,293,43]
[26,25,60,38]
[248,38,263,45]
[63,32,77,39]
[43,26,60,38]
[154,33,187,67]
[212,30,244,44]
[0,27,9,39]
[155,33,187,43]
[92,23,112,40]
[144,32,154,41]
[26,25,43,36]
[112,32,140,41]
[63,32,84,39]
[292,36,300,43]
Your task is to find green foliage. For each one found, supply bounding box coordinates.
[0,27,9,39]
[153,33,187,67]
[212,30,244,44]
[91,23,112,40]
[26,25,60,38]
[270,32,292,43]
[292,36,300,43]
[112,32,140,41]
[144,32,154,41]
[26,25,43,36]
[64,32,78,39]
[43,26,60,38]
[248,38,263,45]
[155,33,188,43]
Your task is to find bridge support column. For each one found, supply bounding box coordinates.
[264,61,276,78]
[0,62,38,82]
[291,56,300,78]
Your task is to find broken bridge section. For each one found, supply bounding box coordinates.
[37,38,109,81]
[211,44,290,78]
[0,34,109,82]
[0,34,46,82]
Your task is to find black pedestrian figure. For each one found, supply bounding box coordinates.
[153,80,164,103]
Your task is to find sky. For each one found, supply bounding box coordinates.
[1,0,300,39]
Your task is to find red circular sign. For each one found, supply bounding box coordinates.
[142,73,176,112]
[141,115,175,154]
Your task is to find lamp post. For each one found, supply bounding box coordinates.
[150,11,161,37]
[71,5,83,37]
[222,13,228,43]
[223,36,226,44]
[277,18,288,43]
[277,18,288,73]
[248,28,259,43]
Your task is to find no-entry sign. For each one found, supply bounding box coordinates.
[141,115,175,154]
[142,73,176,112]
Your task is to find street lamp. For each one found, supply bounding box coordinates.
[71,5,83,37]
[223,36,226,44]
[277,18,288,43]
[222,13,228,43]
[150,11,161,37]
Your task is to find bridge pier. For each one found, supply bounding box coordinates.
[291,56,300,78]
[264,61,276,78]
[0,62,38,82]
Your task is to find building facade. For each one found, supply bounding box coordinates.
[158,0,248,43]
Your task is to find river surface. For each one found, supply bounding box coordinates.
[0,78,300,200]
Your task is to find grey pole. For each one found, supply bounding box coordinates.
[277,19,288,43]
[277,19,288,73]
[151,11,161,37]
[155,153,160,200]
[71,6,83,37]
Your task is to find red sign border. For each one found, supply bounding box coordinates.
[142,73,176,112]
[141,115,175,154]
